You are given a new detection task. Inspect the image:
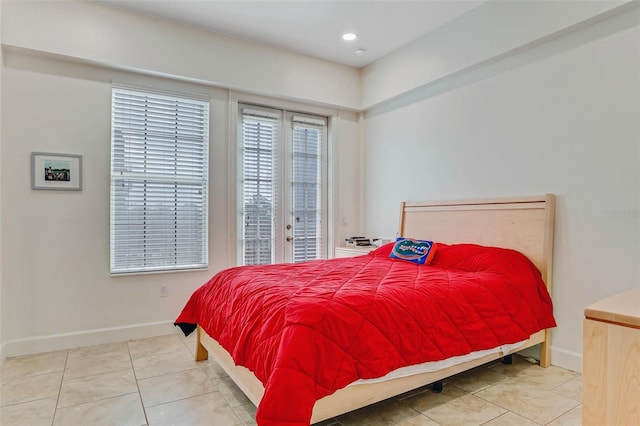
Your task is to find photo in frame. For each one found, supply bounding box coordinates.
[31,152,82,191]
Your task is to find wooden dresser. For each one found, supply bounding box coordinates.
[583,288,640,426]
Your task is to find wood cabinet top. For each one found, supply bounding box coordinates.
[585,288,640,328]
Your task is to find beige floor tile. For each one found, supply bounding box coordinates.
[53,393,146,426]
[512,365,579,390]
[133,348,197,379]
[184,342,198,358]
[232,402,258,425]
[446,364,510,393]
[200,358,229,380]
[176,327,197,343]
[146,392,242,426]
[214,376,253,408]
[455,355,536,385]
[422,393,506,426]
[128,334,188,360]
[57,369,138,408]
[176,328,199,357]
[481,411,539,426]
[337,398,418,425]
[475,379,579,424]
[64,350,132,379]
[393,414,441,426]
[0,372,63,406]
[68,341,129,359]
[552,376,582,401]
[403,383,468,413]
[314,420,341,426]
[547,405,582,426]
[0,335,586,426]
[138,367,216,407]
[0,350,68,380]
[0,397,57,426]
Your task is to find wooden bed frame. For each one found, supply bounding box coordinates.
[194,194,556,423]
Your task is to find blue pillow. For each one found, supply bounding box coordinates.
[389,238,437,265]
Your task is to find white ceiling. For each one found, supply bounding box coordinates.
[97,0,486,68]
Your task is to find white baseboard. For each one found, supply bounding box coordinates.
[516,344,582,373]
[0,341,7,367]
[551,346,583,373]
[1,321,177,360]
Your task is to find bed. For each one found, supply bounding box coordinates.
[175,194,556,425]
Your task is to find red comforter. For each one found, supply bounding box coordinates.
[175,243,556,425]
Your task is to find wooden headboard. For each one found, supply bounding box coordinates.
[399,194,555,289]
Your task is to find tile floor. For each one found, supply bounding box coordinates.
[0,330,582,426]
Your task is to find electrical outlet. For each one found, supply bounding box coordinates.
[160,285,168,297]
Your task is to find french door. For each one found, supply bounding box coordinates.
[238,104,328,265]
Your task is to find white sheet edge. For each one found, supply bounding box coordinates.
[351,340,527,385]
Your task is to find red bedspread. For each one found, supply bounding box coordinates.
[175,243,556,425]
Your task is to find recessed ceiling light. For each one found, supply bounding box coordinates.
[354,49,367,56]
[342,33,357,41]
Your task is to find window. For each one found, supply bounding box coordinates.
[239,104,327,265]
[240,107,278,265]
[291,115,325,263]
[110,88,209,274]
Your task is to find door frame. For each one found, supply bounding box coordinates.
[229,91,337,265]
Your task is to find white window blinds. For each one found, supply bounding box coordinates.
[110,88,209,274]
[292,115,326,263]
[240,107,278,265]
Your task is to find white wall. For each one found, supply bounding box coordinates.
[333,110,364,245]
[361,0,630,109]
[362,7,640,372]
[2,0,360,110]
[0,0,5,361]
[1,55,227,355]
[0,2,362,358]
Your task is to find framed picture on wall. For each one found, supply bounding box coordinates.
[31,152,83,191]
